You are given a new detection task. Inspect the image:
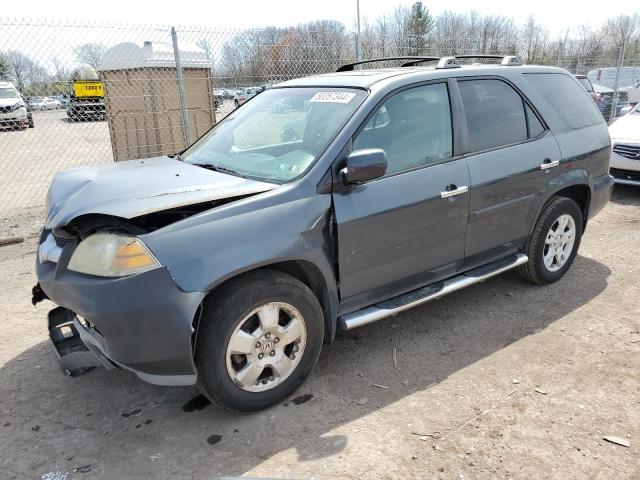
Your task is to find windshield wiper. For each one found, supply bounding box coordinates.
[191,162,242,176]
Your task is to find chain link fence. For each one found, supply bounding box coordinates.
[0,17,638,236]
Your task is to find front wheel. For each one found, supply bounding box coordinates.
[195,270,324,411]
[518,196,584,284]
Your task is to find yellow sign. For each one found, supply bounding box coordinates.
[74,82,104,98]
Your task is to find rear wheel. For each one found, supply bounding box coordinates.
[518,196,583,284]
[195,270,324,411]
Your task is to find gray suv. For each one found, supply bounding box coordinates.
[34,55,614,411]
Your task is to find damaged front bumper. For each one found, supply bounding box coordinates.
[35,233,207,386]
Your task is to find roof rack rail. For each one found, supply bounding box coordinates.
[455,54,522,66]
[436,57,461,69]
[336,56,440,72]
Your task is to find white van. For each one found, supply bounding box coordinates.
[0,81,31,129]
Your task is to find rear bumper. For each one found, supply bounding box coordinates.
[36,244,206,385]
[589,173,615,219]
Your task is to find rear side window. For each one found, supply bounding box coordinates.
[576,77,593,92]
[458,79,527,152]
[524,73,603,129]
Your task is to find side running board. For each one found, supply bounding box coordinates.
[339,253,528,330]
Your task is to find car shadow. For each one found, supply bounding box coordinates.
[1,254,611,479]
[609,184,640,206]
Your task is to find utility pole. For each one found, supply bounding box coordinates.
[171,26,192,147]
[610,38,626,123]
[355,0,362,63]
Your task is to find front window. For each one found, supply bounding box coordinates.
[182,87,366,182]
[0,87,18,99]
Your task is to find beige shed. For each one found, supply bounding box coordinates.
[99,40,215,161]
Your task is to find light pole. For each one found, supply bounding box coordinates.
[355,0,362,62]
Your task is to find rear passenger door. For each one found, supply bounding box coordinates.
[457,77,562,267]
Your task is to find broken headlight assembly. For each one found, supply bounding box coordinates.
[67,233,160,277]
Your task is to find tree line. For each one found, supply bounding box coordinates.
[215,5,640,86]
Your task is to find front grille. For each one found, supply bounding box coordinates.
[0,106,12,114]
[610,168,640,182]
[613,143,640,160]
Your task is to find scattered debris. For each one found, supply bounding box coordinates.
[357,372,363,377]
[32,425,40,432]
[149,453,163,462]
[439,388,520,441]
[411,454,418,459]
[41,472,69,480]
[292,393,313,405]
[74,465,92,474]
[411,431,441,439]
[145,419,153,425]
[181,394,211,412]
[372,383,390,390]
[603,436,630,447]
[0,236,24,247]
[206,434,222,445]
[2,422,10,427]
[356,397,369,405]
[534,388,547,395]
[512,379,520,384]
[393,348,398,371]
[121,408,141,417]
[401,379,410,387]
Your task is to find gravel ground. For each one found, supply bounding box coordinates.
[0,186,639,480]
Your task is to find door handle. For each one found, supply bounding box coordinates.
[440,185,469,198]
[540,158,560,170]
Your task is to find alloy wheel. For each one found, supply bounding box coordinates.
[225,302,307,392]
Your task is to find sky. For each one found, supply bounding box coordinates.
[4,0,638,37]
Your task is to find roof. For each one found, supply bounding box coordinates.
[99,41,211,71]
[277,64,569,89]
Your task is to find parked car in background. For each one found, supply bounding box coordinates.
[628,81,640,106]
[592,84,630,119]
[34,56,613,412]
[28,97,62,111]
[609,103,640,186]
[51,95,69,108]
[0,81,31,129]
[213,89,237,108]
[234,86,265,107]
[575,75,600,104]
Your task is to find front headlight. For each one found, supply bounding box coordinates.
[11,102,25,112]
[68,233,160,277]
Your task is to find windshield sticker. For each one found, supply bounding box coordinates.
[309,92,356,103]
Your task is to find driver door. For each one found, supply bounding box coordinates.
[332,82,471,312]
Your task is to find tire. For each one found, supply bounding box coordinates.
[518,196,584,284]
[234,100,239,108]
[195,270,324,412]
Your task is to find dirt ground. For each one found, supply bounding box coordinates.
[0,186,639,480]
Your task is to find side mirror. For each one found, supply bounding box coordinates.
[341,148,387,185]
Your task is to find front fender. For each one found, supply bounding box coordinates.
[142,189,339,333]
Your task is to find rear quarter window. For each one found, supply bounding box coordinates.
[524,73,603,129]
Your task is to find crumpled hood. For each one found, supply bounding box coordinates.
[609,113,640,142]
[45,156,278,229]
